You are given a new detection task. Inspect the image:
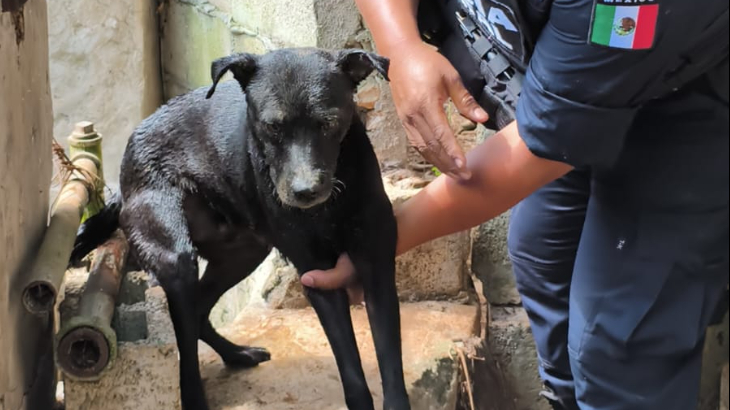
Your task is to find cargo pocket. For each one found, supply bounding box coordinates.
[568,255,675,363]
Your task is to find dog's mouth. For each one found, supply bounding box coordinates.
[277,180,335,209]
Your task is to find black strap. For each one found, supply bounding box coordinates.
[439,0,528,129]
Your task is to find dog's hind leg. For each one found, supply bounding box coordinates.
[121,189,209,410]
[198,241,272,368]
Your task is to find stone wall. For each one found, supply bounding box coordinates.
[47,0,161,189]
[1,1,55,409]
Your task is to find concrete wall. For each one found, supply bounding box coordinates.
[1,0,55,409]
[47,0,162,188]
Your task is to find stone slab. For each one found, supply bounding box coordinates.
[65,288,478,410]
[201,302,479,410]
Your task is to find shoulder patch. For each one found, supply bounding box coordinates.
[589,0,659,50]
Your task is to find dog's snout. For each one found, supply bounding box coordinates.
[291,174,328,203]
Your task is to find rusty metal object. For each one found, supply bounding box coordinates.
[56,230,128,381]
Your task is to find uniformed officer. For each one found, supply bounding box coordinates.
[302,0,730,409]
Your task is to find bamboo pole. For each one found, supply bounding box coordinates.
[22,122,103,316]
[56,230,128,381]
[67,121,105,220]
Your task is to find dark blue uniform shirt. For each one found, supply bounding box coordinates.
[516,0,729,168]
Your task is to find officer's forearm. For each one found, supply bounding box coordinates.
[354,0,423,56]
[394,122,573,255]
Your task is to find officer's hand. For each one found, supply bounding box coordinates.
[389,42,489,180]
[301,254,364,305]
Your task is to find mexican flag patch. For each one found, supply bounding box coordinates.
[590,1,660,50]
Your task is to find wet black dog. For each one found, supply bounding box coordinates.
[70,48,411,410]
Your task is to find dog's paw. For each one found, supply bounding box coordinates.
[222,346,272,369]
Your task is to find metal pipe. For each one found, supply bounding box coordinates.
[22,122,103,315]
[56,230,128,381]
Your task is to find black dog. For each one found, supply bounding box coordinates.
[70,48,411,410]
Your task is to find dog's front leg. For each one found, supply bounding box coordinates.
[348,209,411,410]
[306,288,375,410]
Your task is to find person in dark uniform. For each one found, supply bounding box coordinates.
[302,0,730,409]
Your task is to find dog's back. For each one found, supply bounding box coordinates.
[121,82,252,203]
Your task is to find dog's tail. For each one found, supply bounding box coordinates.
[69,190,123,267]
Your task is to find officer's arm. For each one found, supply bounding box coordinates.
[354,0,422,56]
[394,121,571,254]
[397,1,679,252]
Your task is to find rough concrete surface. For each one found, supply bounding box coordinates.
[472,212,520,306]
[487,307,550,410]
[259,256,309,310]
[700,311,730,410]
[1,1,55,408]
[48,0,161,189]
[721,364,728,410]
[386,176,470,301]
[64,287,182,410]
[64,283,478,410]
[161,0,249,100]
[201,302,479,410]
[358,75,410,167]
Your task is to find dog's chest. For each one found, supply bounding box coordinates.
[264,209,345,273]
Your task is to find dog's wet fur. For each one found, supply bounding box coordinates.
[71,48,411,410]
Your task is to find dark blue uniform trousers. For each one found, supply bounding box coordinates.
[508,83,729,410]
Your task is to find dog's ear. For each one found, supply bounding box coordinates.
[336,50,390,85]
[206,53,259,99]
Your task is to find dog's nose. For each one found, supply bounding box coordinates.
[292,186,324,203]
[291,175,328,203]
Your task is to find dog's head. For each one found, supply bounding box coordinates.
[206,48,389,209]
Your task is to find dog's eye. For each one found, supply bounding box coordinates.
[264,123,282,134]
[320,121,336,134]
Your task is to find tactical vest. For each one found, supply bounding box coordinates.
[418,0,729,130]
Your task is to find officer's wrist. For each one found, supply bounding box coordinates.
[377,36,424,59]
